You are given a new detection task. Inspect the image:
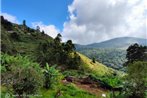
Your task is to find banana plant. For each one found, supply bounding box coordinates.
[42,63,63,89]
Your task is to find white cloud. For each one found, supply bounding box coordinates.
[32,22,59,38]
[62,0,147,45]
[1,13,19,23]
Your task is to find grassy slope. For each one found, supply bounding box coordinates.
[2,23,123,77]
[78,52,123,77]
[1,24,53,58]
[1,84,97,98]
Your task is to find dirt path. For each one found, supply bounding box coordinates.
[75,82,108,97]
[62,79,109,98]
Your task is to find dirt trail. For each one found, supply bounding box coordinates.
[62,79,108,97]
[75,82,108,97]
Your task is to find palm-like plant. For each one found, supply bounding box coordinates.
[42,63,63,89]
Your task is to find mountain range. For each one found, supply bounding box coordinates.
[75,37,147,50]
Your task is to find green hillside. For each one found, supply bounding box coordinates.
[1,16,127,98]
[77,48,127,70]
[1,16,122,76]
[1,18,53,58]
[78,53,116,76]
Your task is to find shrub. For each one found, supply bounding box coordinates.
[1,54,44,97]
[125,61,147,98]
[10,32,20,41]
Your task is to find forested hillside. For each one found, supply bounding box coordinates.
[75,37,147,69]
[78,48,127,69]
[1,16,147,98]
[1,16,124,98]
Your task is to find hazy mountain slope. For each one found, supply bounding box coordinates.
[75,37,146,69]
[75,37,147,50]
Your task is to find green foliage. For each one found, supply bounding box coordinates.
[42,63,63,89]
[102,76,122,88]
[35,34,81,69]
[125,61,147,98]
[89,73,122,89]
[10,32,20,41]
[78,48,127,69]
[126,43,147,65]
[1,54,44,96]
[64,40,75,53]
[59,83,95,98]
[67,52,81,69]
[40,83,96,98]
[1,17,126,98]
[1,16,13,30]
[36,25,40,32]
[1,16,53,58]
[1,27,17,54]
[92,57,96,63]
[62,70,88,79]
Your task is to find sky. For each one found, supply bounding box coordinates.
[1,0,147,45]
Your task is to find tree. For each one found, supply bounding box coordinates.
[42,30,45,34]
[64,40,75,53]
[36,26,40,32]
[125,61,147,98]
[23,20,26,27]
[22,20,27,33]
[54,33,62,45]
[125,43,147,65]
[67,52,81,69]
[35,41,52,66]
[53,34,63,64]
[92,57,96,63]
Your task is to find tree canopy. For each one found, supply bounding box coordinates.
[125,43,147,65]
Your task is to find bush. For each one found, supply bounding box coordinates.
[1,54,44,97]
[10,32,20,41]
[67,52,81,69]
[125,61,147,98]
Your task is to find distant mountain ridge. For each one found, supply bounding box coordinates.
[75,37,147,50]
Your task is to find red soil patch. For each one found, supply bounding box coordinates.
[75,81,108,97]
[62,79,108,97]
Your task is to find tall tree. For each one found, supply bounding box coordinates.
[53,33,62,52]
[54,34,62,44]
[64,40,75,53]
[23,20,26,27]
[125,43,147,65]
[52,34,63,64]
[36,26,40,32]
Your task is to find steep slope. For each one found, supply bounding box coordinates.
[78,48,127,69]
[78,52,123,77]
[1,16,125,98]
[1,17,53,57]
